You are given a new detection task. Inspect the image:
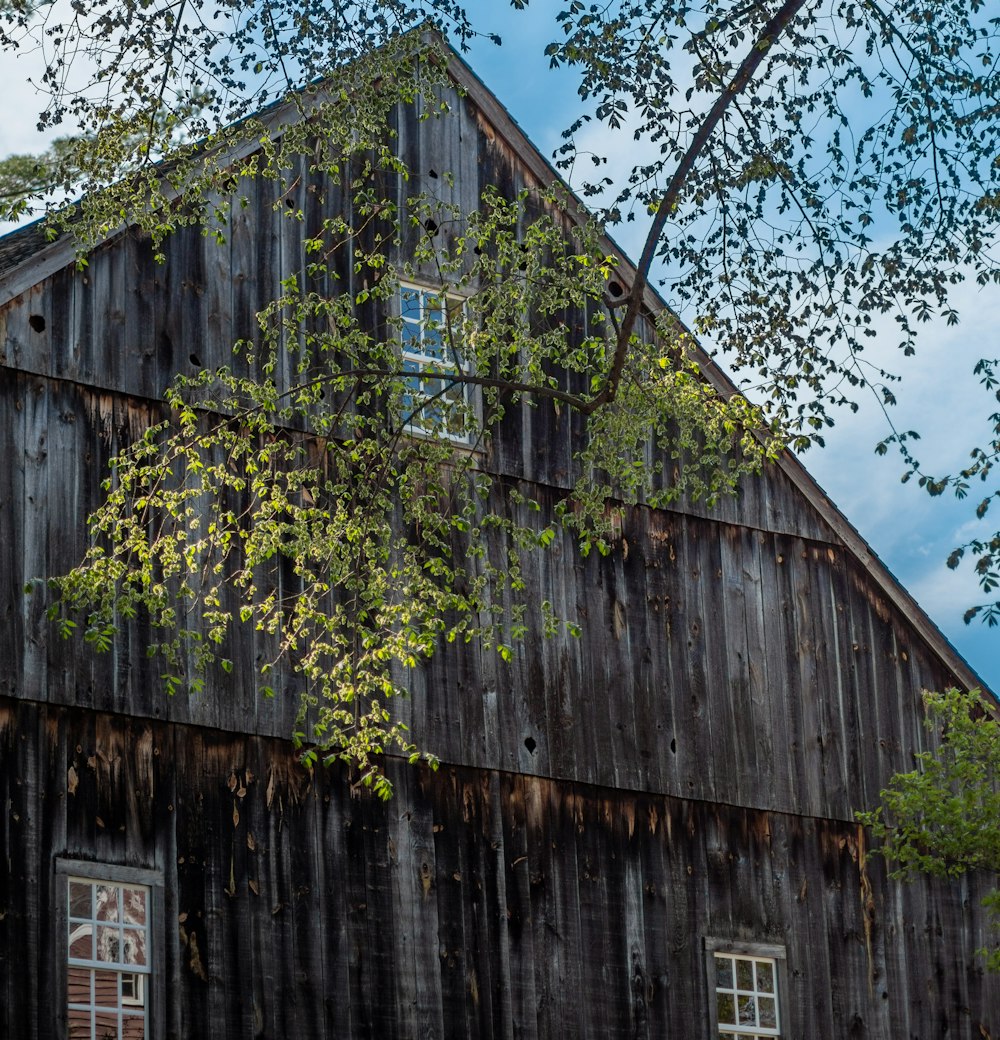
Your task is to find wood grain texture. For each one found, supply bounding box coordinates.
[1,698,998,1040]
[0,367,973,824]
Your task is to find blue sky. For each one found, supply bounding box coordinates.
[460,10,1000,693]
[2,4,998,690]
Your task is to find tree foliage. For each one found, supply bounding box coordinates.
[5,1,1000,789]
[858,688,1000,970]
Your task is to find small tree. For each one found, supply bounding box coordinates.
[858,688,1000,970]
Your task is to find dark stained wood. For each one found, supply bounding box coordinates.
[3,698,997,1039]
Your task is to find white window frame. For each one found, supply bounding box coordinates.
[398,282,476,445]
[55,858,164,1040]
[704,938,788,1040]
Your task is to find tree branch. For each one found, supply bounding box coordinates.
[586,0,811,416]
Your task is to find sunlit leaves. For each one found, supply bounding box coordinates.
[46,156,777,794]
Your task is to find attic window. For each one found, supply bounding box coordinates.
[56,859,163,1040]
[705,939,786,1039]
[399,284,473,444]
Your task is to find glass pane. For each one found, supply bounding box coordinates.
[67,1007,93,1040]
[122,889,147,926]
[67,965,92,1005]
[756,960,775,993]
[94,1009,119,1039]
[121,973,144,1006]
[97,926,122,964]
[95,886,120,923]
[70,881,93,919]
[738,995,756,1026]
[717,992,735,1024]
[122,1012,146,1040]
[735,958,754,990]
[93,969,121,1011]
[715,956,733,989]
[122,929,147,967]
[401,289,422,319]
[422,327,444,359]
[70,924,94,961]
[759,996,777,1028]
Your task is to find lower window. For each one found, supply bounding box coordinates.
[56,859,162,1040]
[705,939,786,1040]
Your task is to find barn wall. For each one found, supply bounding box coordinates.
[0,87,838,545]
[1,697,995,1040]
[0,366,961,822]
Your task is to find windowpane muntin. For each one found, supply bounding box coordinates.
[713,952,781,1039]
[399,284,473,443]
[66,876,150,1040]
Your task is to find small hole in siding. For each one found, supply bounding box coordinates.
[424,218,439,236]
[428,168,438,179]
[28,314,46,332]
[523,736,537,754]
[670,738,677,754]
[608,280,624,298]
[189,353,202,367]
[285,197,295,209]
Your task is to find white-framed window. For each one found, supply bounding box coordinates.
[399,283,474,443]
[705,939,787,1040]
[56,859,163,1040]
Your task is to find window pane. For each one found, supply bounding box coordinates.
[717,992,735,1024]
[95,886,120,923]
[94,1009,119,1039]
[68,965,92,1005]
[735,958,754,990]
[715,956,733,989]
[121,973,143,1006]
[122,1012,146,1040]
[756,960,774,993]
[759,995,777,1027]
[422,327,445,359]
[96,926,121,964]
[70,924,94,961]
[93,969,120,1011]
[122,889,147,926]
[738,995,756,1026]
[401,289,422,319]
[67,1007,93,1040]
[70,882,92,919]
[122,929,147,967]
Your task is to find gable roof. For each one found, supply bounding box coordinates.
[0,36,991,706]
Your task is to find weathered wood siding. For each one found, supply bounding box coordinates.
[0,86,837,543]
[0,364,963,822]
[1,698,996,1040]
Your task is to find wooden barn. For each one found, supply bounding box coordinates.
[1,40,998,1040]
